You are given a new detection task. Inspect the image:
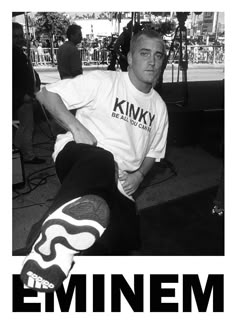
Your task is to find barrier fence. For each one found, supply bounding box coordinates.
[29,45,224,67]
[178,45,224,64]
[30,47,110,66]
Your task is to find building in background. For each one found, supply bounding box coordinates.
[187,12,224,42]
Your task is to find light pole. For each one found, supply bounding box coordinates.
[166,12,189,105]
[51,22,55,66]
[215,12,219,41]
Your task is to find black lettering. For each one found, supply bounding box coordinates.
[112,112,119,118]
[183,274,224,312]
[111,274,143,312]
[12,274,41,312]
[45,275,86,312]
[138,110,148,124]
[45,292,54,312]
[93,274,105,312]
[149,113,155,127]
[126,101,129,116]
[113,98,125,114]
[130,104,140,120]
[150,274,178,312]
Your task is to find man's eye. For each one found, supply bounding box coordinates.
[155,53,163,59]
[141,52,149,57]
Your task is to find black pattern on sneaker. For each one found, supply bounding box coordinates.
[20,195,110,292]
[21,260,66,292]
[34,218,101,262]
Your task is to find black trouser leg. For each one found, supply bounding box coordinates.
[27,142,140,255]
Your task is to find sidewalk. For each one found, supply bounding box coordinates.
[36,62,224,86]
[35,62,224,72]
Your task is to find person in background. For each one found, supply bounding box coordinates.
[37,42,46,66]
[107,34,118,71]
[12,22,45,164]
[30,39,38,66]
[113,21,142,71]
[57,38,64,47]
[193,41,199,63]
[20,29,168,292]
[57,24,83,79]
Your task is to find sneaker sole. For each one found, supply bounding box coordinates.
[35,194,109,262]
[20,195,110,292]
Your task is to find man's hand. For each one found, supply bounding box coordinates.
[119,170,144,196]
[71,121,97,145]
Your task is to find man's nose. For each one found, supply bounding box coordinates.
[148,54,155,65]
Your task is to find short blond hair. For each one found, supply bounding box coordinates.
[130,29,166,55]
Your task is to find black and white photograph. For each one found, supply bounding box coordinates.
[3,1,235,334]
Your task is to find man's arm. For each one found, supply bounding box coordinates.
[119,157,155,196]
[137,157,155,177]
[36,87,97,145]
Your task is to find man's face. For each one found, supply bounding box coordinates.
[13,27,26,48]
[128,36,165,92]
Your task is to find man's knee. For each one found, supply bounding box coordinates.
[94,147,115,171]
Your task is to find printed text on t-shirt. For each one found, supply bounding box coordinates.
[112,97,155,132]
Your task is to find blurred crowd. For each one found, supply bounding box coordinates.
[165,38,225,64]
[27,32,225,68]
[28,35,117,66]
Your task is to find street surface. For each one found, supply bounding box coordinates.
[163,64,224,83]
[37,63,224,85]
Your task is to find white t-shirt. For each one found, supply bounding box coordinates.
[46,71,168,198]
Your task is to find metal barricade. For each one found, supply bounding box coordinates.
[186,45,224,64]
[29,47,58,66]
[30,47,110,67]
[30,45,224,67]
[167,44,224,65]
[78,48,109,65]
[28,43,224,88]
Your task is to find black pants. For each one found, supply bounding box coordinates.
[27,142,141,255]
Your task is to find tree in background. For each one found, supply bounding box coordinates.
[34,12,71,65]
[149,13,176,37]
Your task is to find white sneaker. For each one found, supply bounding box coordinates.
[21,195,110,292]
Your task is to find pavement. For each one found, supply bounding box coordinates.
[35,62,224,85]
[35,62,224,73]
[12,63,225,255]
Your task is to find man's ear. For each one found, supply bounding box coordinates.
[127,51,132,66]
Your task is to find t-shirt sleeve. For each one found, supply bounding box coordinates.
[146,102,169,162]
[45,72,100,110]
